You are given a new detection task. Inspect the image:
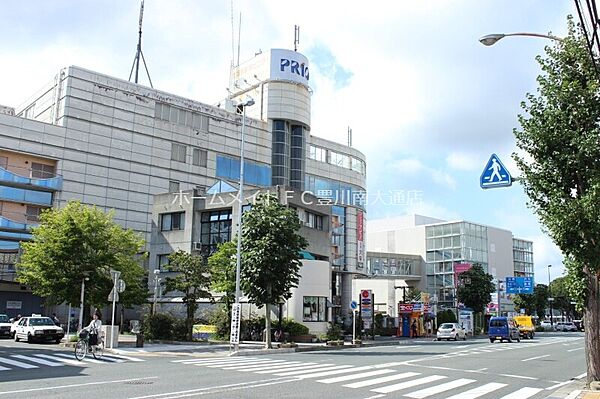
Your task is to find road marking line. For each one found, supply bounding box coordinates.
[444,382,507,399]
[234,361,304,372]
[254,363,325,374]
[0,365,10,371]
[521,354,550,362]
[575,372,587,379]
[190,358,261,366]
[0,377,158,395]
[97,355,125,363]
[221,360,290,370]
[275,365,354,376]
[101,353,144,362]
[362,395,385,399]
[475,368,488,372]
[498,374,538,380]
[343,372,421,389]
[498,387,543,399]
[396,345,422,349]
[126,377,294,399]
[11,355,63,367]
[404,378,475,398]
[296,365,377,379]
[317,369,396,384]
[53,352,103,364]
[546,380,574,390]
[565,390,582,399]
[371,375,447,394]
[567,347,584,352]
[0,356,38,369]
[34,354,82,366]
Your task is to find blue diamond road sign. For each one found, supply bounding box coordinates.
[480,154,512,189]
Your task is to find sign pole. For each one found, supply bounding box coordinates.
[352,309,356,344]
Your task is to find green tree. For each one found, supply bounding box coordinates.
[456,263,495,314]
[18,201,147,317]
[550,276,576,320]
[207,241,237,333]
[240,193,308,349]
[513,17,600,382]
[163,250,212,341]
[513,283,548,319]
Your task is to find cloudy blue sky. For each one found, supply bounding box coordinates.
[0,1,576,282]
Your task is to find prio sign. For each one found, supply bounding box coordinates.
[279,59,309,81]
[269,49,310,88]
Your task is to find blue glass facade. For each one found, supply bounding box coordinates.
[331,205,346,268]
[0,241,19,250]
[0,231,32,241]
[305,175,366,209]
[0,186,53,206]
[0,215,37,231]
[0,167,62,191]
[216,155,271,187]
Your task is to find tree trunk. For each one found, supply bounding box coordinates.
[187,303,194,341]
[265,303,272,349]
[584,266,600,385]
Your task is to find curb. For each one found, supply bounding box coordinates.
[545,376,588,399]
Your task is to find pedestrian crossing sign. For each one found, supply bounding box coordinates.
[480,154,512,189]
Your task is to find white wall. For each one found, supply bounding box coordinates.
[287,259,331,334]
[352,278,408,318]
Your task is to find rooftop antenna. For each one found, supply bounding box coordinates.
[128,0,153,88]
[237,12,242,66]
[348,126,353,147]
[294,25,300,51]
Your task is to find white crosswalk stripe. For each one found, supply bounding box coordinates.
[228,361,305,372]
[343,372,421,389]
[295,365,380,379]
[275,364,354,377]
[443,382,508,399]
[254,363,324,374]
[403,378,475,398]
[53,352,103,364]
[371,375,447,394]
[498,387,544,399]
[317,369,396,384]
[34,354,82,366]
[221,360,290,370]
[0,356,38,369]
[11,355,63,367]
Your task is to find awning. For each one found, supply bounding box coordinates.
[298,250,315,260]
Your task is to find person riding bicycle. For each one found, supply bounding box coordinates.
[83,312,102,347]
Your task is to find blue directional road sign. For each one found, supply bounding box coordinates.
[350,300,358,310]
[506,277,534,294]
[480,154,512,189]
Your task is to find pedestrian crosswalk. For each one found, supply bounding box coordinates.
[174,356,546,398]
[0,352,144,372]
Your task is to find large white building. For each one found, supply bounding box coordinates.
[366,215,534,314]
[0,48,367,329]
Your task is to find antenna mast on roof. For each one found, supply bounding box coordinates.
[128,0,154,88]
[294,25,300,51]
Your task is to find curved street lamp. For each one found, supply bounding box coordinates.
[479,32,563,46]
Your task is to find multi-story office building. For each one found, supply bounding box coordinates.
[0,48,367,322]
[367,215,534,312]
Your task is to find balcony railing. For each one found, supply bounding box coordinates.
[0,214,38,231]
[0,166,62,191]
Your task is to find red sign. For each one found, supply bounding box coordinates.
[398,303,414,313]
[361,290,370,299]
[357,211,364,264]
[454,262,472,287]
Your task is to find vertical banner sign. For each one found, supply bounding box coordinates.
[454,263,472,287]
[357,210,364,265]
[360,289,373,329]
[230,303,242,345]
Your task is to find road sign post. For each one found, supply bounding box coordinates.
[109,270,121,349]
[350,301,358,344]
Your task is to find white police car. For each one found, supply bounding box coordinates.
[13,316,64,343]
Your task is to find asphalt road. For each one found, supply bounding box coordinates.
[0,332,586,399]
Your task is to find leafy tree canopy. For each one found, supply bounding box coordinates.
[208,240,237,311]
[18,201,147,309]
[456,263,495,314]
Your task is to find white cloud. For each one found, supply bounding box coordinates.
[390,158,456,190]
[446,152,480,171]
[390,158,424,175]
[405,200,462,222]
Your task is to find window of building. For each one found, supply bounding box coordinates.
[193,148,207,167]
[215,155,271,186]
[303,296,327,322]
[305,212,323,230]
[25,206,42,223]
[169,181,180,193]
[171,143,187,163]
[309,145,327,162]
[0,156,7,170]
[200,209,233,255]
[157,254,170,271]
[155,101,209,131]
[160,212,185,231]
[31,162,55,179]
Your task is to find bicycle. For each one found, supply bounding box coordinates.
[74,330,104,361]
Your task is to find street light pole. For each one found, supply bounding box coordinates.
[152,269,161,315]
[548,264,554,326]
[479,32,563,46]
[78,277,89,332]
[231,97,255,353]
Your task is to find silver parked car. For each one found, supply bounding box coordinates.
[436,322,467,341]
[555,322,578,332]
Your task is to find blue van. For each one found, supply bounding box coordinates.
[488,317,521,343]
